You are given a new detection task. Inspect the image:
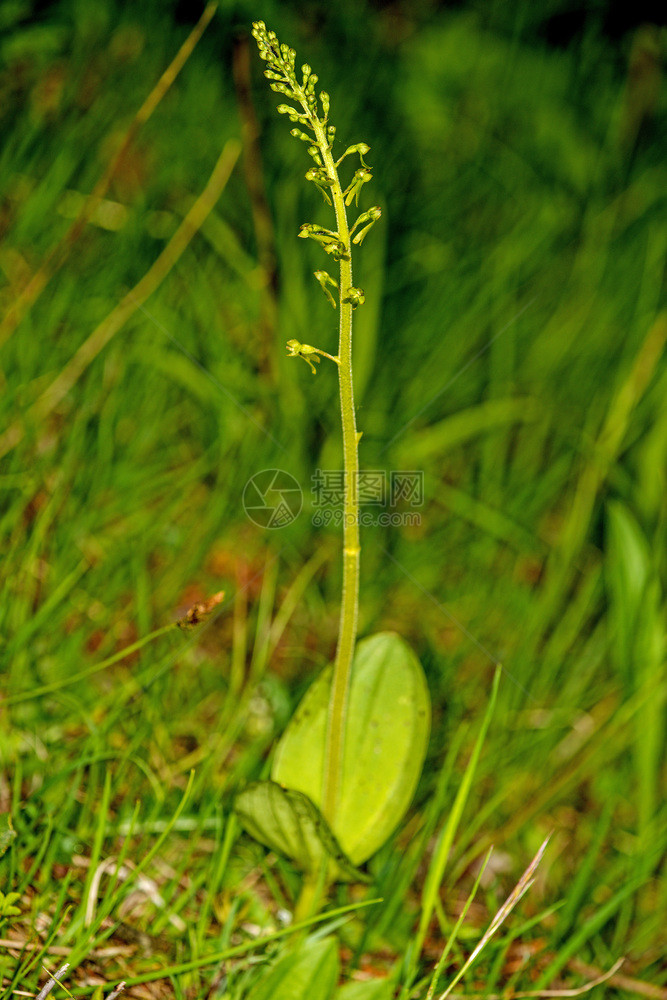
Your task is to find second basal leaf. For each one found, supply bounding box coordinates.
[234,780,368,882]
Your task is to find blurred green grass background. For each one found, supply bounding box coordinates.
[1,0,666,995]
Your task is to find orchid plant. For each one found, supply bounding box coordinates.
[235,22,430,911]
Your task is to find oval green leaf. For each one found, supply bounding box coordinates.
[235,780,368,882]
[271,631,430,865]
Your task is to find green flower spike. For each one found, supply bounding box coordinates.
[314,269,339,308]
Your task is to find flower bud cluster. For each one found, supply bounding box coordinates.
[253,21,379,312]
[252,21,296,82]
[252,21,332,143]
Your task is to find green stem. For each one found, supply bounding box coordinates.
[294,862,329,926]
[287,67,361,824]
[310,121,360,824]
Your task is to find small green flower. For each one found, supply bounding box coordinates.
[350,206,382,245]
[298,224,349,261]
[305,167,335,204]
[342,287,365,309]
[343,167,373,207]
[335,143,371,168]
[314,269,339,308]
[286,339,321,374]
